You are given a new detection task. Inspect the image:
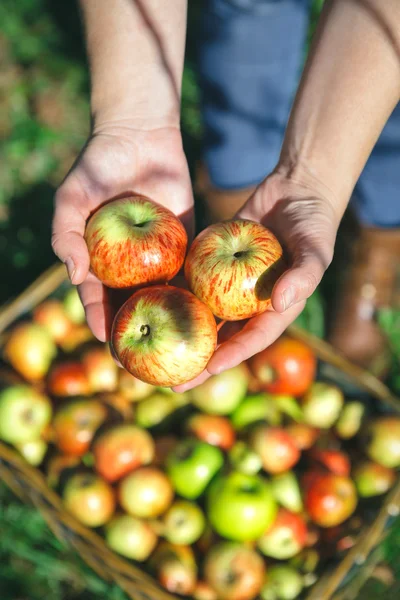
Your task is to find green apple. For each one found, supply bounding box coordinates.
[231,394,281,429]
[0,385,52,444]
[163,500,206,545]
[63,287,86,324]
[228,441,262,475]
[207,472,277,541]
[105,514,158,561]
[136,393,177,428]
[302,382,344,428]
[354,461,396,497]
[271,472,303,513]
[335,401,365,439]
[191,365,248,415]
[166,439,224,499]
[261,566,304,600]
[365,416,400,468]
[16,439,48,466]
[273,395,304,422]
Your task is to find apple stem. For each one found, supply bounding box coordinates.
[140,324,151,337]
[216,320,227,333]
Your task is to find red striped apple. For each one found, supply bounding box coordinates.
[85,195,187,288]
[184,219,284,320]
[112,285,217,387]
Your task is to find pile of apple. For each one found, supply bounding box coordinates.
[1,196,400,600]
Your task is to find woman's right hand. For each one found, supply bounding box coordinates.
[51,123,194,342]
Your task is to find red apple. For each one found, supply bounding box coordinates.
[185,219,284,321]
[286,422,320,451]
[353,461,396,497]
[186,414,236,450]
[82,346,118,393]
[5,323,56,381]
[53,399,107,456]
[119,466,174,518]
[105,514,158,561]
[257,508,307,559]
[112,285,217,387]
[301,382,344,428]
[151,542,197,596]
[249,336,316,396]
[118,370,155,401]
[304,473,357,527]
[191,364,249,415]
[308,449,351,477]
[33,299,73,343]
[93,424,155,482]
[0,385,52,444]
[85,195,187,288]
[204,542,265,600]
[59,324,94,353]
[63,472,115,527]
[250,425,300,474]
[163,500,206,545]
[365,416,400,468]
[47,362,91,397]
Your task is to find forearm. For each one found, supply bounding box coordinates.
[79,0,187,128]
[279,0,400,221]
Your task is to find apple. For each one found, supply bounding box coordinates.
[119,466,174,518]
[260,565,304,600]
[33,299,73,343]
[53,399,107,456]
[0,385,52,444]
[5,323,56,381]
[309,449,351,477]
[59,324,94,353]
[257,508,307,559]
[185,219,284,321]
[204,542,265,600]
[105,514,158,561]
[304,472,357,527]
[166,439,224,499]
[47,362,91,397]
[136,393,177,429]
[186,414,236,450]
[249,425,300,474]
[290,548,320,575]
[335,401,365,439]
[63,287,86,324]
[191,364,249,415]
[111,285,217,387]
[231,393,280,430]
[365,416,400,468]
[193,581,218,600]
[63,472,115,527]
[151,542,197,596]
[207,472,277,541]
[286,423,320,451]
[93,424,155,482]
[82,346,118,393]
[249,337,316,397]
[85,195,187,288]
[353,461,396,497]
[301,382,344,428]
[118,370,155,401]
[16,439,48,466]
[163,500,205,545]
[271,472,303,513]
[228,441,263,475]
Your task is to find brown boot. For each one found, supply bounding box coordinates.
[195,162,256,224]
[328,227,400,376]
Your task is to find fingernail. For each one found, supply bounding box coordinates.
[282,286,295,311]
[65,258,76,283]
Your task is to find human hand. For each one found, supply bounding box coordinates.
[175,169,340,391]
[52,123,194,342]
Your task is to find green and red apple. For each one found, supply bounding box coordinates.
[365,416,400,468]
[0,385,52,444]
[63,472,115,527]
[301,382,344,428]
[5,323,56,381]
[257,508,308,559]
[53,398,107,456]
[250,425,300,474]
[105,514,158,561]
[163,500,206,545]
[119,466,174,518]
[191,364,249,415]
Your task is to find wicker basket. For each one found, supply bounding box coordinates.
[0,262,399,600]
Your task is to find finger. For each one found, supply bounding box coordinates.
[172,368,212,393]
[78,273,113,342]
[207,301,306,375]
[271,254,326,313]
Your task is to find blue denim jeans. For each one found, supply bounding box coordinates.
[198,0,400,227]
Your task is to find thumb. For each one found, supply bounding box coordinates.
[51,177,91,285]
[271,250,331,313]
